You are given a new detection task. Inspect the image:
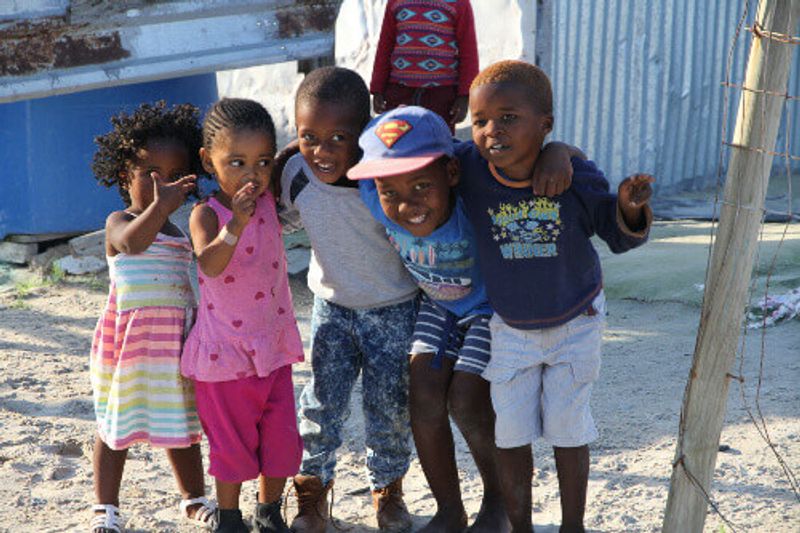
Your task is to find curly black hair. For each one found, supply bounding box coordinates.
[91,101,203,205]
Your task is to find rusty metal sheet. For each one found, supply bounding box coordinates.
[0,0,342,103]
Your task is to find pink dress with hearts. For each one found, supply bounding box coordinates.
[181,193,304,382]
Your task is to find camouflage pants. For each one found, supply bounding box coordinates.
[297,296,416,489]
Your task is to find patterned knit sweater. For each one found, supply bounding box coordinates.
[370,0,479,95]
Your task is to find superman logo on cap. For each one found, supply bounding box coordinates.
[376,120,412,148]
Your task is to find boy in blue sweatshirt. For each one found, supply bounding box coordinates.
[457,60,654,532]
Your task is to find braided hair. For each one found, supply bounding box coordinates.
[91,101,203,205]
[202,97,276,152]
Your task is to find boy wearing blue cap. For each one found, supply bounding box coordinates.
[349,106,510,533]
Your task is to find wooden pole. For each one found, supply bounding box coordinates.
[663,1,800,531]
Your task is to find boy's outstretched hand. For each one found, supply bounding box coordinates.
[617,173,655,229]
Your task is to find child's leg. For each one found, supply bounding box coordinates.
[383,82,416,112]
[193,377,271,509]
[216,480,242,509]
[418,85,459,133]
[258,475,286,503]
[484,314,546,533]
[496,445,533,533]
[257,365,302,503]
[296,297,362,484]
[409,353,467,531]
[554,445,589,532]
[447,371,509,532]
[166,443,205,498]
[540,306,603,532]
[93,435,128,507]
[165,443,206,517]
[358,299,416,531]
[357,299,416,487]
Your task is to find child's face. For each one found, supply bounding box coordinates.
[374,158,459,237]
[469,82,553,181]
[122,138,190,209]
[201,128,275,200]
[296,101,362,184]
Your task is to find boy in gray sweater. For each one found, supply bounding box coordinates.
[278,67,418,533]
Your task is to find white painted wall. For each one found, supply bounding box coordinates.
[217,0,534,147]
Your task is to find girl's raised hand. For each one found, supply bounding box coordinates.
[231,182,258,225]
[152,171,196,214]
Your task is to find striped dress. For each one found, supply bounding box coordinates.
[90,232,202,450]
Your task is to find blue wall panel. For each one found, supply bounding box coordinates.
[0,74,217,239]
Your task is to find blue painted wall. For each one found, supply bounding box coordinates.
[0,74,217,239]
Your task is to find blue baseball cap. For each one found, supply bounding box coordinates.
[347,106,454,180]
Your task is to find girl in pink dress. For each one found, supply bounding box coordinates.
[181,98,304,533]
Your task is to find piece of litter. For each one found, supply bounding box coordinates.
[746,287,800,328]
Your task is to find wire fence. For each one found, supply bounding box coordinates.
[672,1,800,530]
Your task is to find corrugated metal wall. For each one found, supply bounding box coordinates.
[538,0,800,191]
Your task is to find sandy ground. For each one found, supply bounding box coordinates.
[0,222,798,532]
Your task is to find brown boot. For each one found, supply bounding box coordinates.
[290,475,332,533]
[372,478,413,532]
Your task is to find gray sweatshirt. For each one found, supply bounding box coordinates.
[280,153,418,309]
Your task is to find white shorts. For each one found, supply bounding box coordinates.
[482,292,606,448]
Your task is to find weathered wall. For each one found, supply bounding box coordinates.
[221,0,800,191]
[218,0,535,148]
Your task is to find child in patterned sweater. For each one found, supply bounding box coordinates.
[371,0,479,132]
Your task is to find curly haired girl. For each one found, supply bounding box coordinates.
[89,101,215,532]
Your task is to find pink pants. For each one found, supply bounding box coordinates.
[194,365,302,483]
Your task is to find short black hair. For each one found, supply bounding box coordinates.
[295,66,371,130]
[471,60,553,115]
[202,97,277,152]
[91,101,203,205]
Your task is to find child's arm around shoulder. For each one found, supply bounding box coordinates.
[533,142,587,196]
[105,172,195,255]
[274,148,305,233]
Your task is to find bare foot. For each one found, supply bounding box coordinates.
[465,496,511,533]
[417,509,468,533]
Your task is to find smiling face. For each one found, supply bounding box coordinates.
[122,138,190,210]
[296,100,363,184]
[374,157,459,237]
[469,82,553,181]
[200,127,275,205]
